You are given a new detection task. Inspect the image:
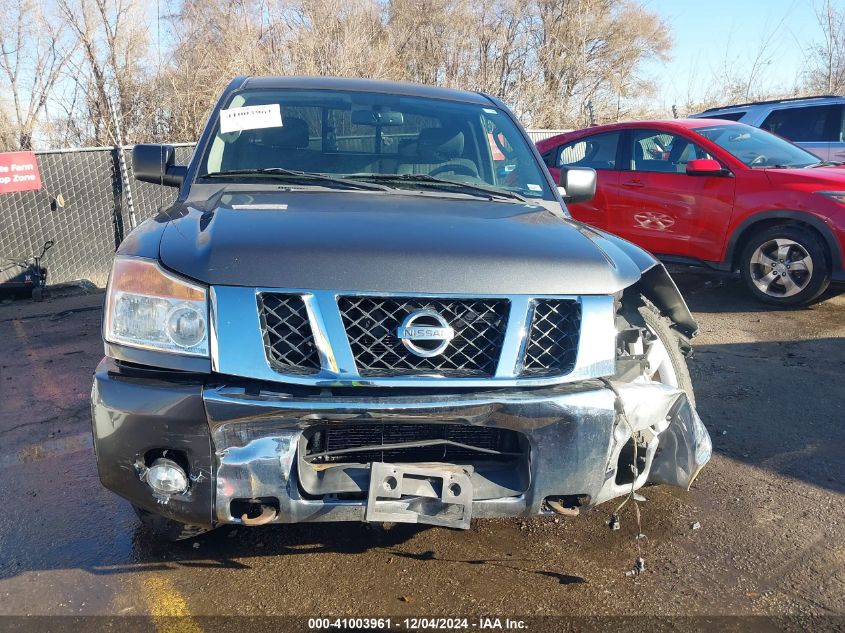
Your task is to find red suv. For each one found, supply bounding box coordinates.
[537,120,845,305]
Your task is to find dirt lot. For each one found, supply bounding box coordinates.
[0,276,843,630]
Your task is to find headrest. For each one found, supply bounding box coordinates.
[253,117,309,149]
[418,127,464,160]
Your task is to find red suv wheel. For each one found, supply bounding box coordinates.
[739,225,831,306]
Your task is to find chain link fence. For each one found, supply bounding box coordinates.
[1,131,557,289]
[0,144,194,288]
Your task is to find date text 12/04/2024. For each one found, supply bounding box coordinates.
[307,617,528,630]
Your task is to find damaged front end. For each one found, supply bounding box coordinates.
[90,265,711,532]
[91,360,711,533]
[202,379,710,530]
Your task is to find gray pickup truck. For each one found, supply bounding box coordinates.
[91,76,711,540]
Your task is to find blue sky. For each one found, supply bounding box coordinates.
[643,0,824,109]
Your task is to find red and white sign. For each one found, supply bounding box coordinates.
[0,151,42,194]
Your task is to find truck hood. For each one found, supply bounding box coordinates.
[158,190,644,294]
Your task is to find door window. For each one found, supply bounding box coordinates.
[761,104,843,142]
[697,111,747,122]
[629,129,713,173]
[556,132,621,170]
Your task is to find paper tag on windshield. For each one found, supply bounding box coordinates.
[219,104,282,134]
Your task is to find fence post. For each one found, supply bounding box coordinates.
[110,147,125,248]
[108,94,137,232]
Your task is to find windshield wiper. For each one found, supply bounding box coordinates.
[808,160,842,168]
[199,168,389,191]
[349,173,528,203]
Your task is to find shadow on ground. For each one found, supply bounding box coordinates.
[672,271,845,314]
[691,335,845,496]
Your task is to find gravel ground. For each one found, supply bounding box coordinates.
[0,276,843,630]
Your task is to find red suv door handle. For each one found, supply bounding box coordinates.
[622,179,645,188]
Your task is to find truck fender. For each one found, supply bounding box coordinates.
[630,263,698,340]
[585,226,699,339]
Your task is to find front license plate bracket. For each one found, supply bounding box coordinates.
[365,462,473,530]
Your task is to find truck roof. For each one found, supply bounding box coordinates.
[698,94,843,113]
[239,76,495,106]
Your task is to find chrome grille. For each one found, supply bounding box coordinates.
[521,299,581,377]
[338,297,509,377]
[258,293,321,374]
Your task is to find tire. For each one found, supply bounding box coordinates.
[739,225,831,307]
[131,504,211,542]
[619,295,695,406]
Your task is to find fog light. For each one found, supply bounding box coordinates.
[146,458,189,495]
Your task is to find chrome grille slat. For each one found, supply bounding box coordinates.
[521,299,581,377]
[258,293,321,374]
[338,297,509,377]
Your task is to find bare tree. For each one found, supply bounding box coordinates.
[0,106,19,151]
[386,0,531,107]
[805,0,845,94]
[159,0,277,141]
[9,0,681,146]
[528,0,671,127]
[55,0,154,145]
[282,0,395,78]
[678,14,803,117]
[0,0,75,149]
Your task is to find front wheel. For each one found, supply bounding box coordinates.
[618,295,695,406]
[739,225,831,306]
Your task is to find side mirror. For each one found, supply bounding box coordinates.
[132,144,187,188]
[558,167,597,204]
[686,158,729,176]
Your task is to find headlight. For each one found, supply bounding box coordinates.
[104,257,209,357]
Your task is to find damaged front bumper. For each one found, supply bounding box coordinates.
[91,359,711,530]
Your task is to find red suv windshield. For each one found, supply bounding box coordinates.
[692,123,821,168]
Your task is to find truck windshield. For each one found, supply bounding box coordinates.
[692,123,821,168]
[199,89,552,200]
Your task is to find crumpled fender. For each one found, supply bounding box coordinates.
[586,227,699,338]
[610,381,711,489]
[648,392,712,490]
[592,382,711,506]
[634,263,699,339]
